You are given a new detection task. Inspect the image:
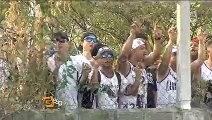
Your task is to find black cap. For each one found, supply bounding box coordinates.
[52,31,69,42]
[81,32,97,41]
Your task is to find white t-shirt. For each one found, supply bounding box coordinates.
[119,63,148,109]
[97,71,128,109]
[56,54,92,111]
[157,68,177,108]
[201,62,212,81]
[0,59,10,91]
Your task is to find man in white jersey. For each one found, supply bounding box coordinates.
[201,40,212,105]
[56,32,101,110]
[47,32,73,74]
[201,40,212,81]
[88,44,128,109]
[157,28,206,108]
[117,22,163,109]
[45,32,78,110]
[190,32,206,101]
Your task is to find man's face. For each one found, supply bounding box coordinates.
[190,42,198,56]
[132,44,148,61]
[82,35,97,51]
[55,39,70,53]
[99,52,114,67]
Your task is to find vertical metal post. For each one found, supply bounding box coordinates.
[176,1,191,109]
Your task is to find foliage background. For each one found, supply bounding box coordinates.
[0,0,212,115]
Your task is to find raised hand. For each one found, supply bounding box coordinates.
[90,58,99,70]
[153,25,163,40]
[168,27,177,43]
[135,62,144,83]
[197,29,206,44]
[130,21,144,37]
[82,63,92,77]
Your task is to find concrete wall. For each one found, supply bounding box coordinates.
[2,108,212,120]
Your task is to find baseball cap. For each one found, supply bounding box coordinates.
[81,32,98,41]
[132,38,145,49]
[192,38,199,44]
[52,31,69,42]
[172,45,177,53]
[96,46,113,57]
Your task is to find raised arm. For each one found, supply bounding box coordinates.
[125,62,143,96]
[79,63,92,86]
[157,27,177,82]
[144,26,163,67]
[191,32,206,74]
[117,23,139,76]
[89,59,99,87]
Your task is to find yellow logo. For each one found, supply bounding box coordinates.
[43,96,54,108]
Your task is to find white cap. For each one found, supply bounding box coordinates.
[132,38,145,49]
[96,46,113,56]
[172,45,177,53]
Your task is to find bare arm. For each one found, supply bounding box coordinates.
[157,27,177,82]
[126,70,141,96]
[117,25,136,76]
[79,63,91,85]
[125,63,142,96]
[79,73,89,85]
[89,68,99,86]
[191,32,206,74]
[157,41,173,81]
[144,40,162,67]
[144,26,163,67]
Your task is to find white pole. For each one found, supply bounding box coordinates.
[176,1,191,109]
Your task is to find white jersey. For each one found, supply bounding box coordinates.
[97,71,127,109]
[56,55,93,111]
[157,68,177,108]
[119,63,148,109]
[201,62,212,81]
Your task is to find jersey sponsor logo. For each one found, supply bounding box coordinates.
[165,71,177,91]
[166,81,177,91]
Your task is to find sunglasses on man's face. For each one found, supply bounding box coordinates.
[84,37,97,43]
[101,53,113,58]
[55,39,69,43]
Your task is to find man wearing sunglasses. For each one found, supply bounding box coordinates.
[60,32,100,109]
[89,44,128,109]
[46,31,76,110]
[47,31,72,73]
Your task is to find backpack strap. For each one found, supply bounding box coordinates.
[95,71,101,108]
[115,71,122,108]
[115,72,121,92]
[98,71,101,83]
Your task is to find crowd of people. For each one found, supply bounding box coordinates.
[0,22,212,111]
